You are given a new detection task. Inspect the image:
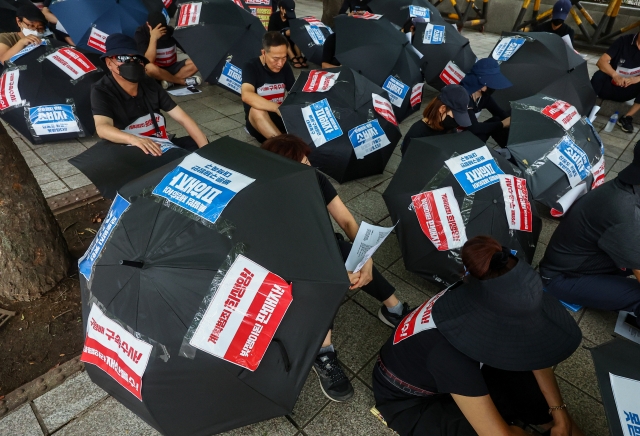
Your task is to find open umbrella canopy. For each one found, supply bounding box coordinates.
[383,132,542,287]
[142,0,177,17]
[173,0,264,95]
[367,0,444,28]
[507,93,605,216]
[78,136,349,436]
[280,67,402,183]
[412,20,476,90]
[0,40,105,143]
[50,0,149,53]
[489,32,596,117]
[334,14,424,122]
[289,16,333,66]
[0,0,32,33]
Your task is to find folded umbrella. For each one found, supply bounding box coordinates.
[334,14,424,122]
[289,16,333,66]
[173,0,264,95]
[490,31,596,116]
[507,93,605,216]
[367,0,444,28]
[383,131,542,287]
[280,67,402,183]
[78,136,349,436]
[0,40,105,143]
[412,20,476,90]
[50,0,148,53]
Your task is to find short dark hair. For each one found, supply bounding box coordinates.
[262,31,289,52]
[261,134,311,162]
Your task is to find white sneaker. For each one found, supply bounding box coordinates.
[161,80,174,90]
[626,99,635,106]
[184,76,202,87]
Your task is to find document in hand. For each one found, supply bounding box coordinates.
[344,222,397,272]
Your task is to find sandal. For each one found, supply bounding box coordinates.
[300,56,308,67]
[290,56,304,68]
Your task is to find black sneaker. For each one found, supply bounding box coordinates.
[618,115,634,133]
[312,351,354,402]
[378,302,411,328]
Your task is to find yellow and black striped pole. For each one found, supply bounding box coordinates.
[597,20,640,44]
[570,7,591,40]
[592,0,620,44]
[574,0,597,29]
[512,0,531,31]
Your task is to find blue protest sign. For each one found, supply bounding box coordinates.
[10,39,48,63]
[301,98,343,146]
[445,146,505,195]
[382,76,410,108]
[492,36,525,62]
[28,104,80,136]
[348,120,391,159]
[409,5,430,19]
[305,25,326,45]
[218,62,243,93]
[547,136,592,187]
[422,24,445,44]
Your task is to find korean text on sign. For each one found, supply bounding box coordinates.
[492,36,525,62]
[152,154,255,224]
[301,98,343,146]
[177,2,202,27]
[393,290,447,344]
[0,69,22,111]
[423,24,445,44]
[409,5,430,19]
[218,62,243,94]
[124,113,168,139]
[87,28,108,53]
[9,39,48,63]
[440,61,465,85]
[445,146,504,195]
[46,47,97,80]
[411,186,468,251]
[303,70,340,93]
[547,136,592,188]
[189,255,293,371]
[382,76,410,108]
[28,104,80,136]
[306,25,326,45]
[348,120,391,159]
[498,175,533,232]
[541,99,580,130]
[81,304,153,400]
[372,93,398,126]
[610,373,640,436]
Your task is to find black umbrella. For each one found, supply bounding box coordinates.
[412,20,476,90]
[173,0,264,95]
[367,0,444,28]
[280,67,402,183]
[0,41,105,143]
[383,131,542,287]
[142,0,178,17]
[334,14,423,122]
[289,17,333,66]
[0,0,31,33]
[68,139,189,199]
[507,93,604,216]
[78,136,349,436]
[490,32,596,117]
[590,338,640,436]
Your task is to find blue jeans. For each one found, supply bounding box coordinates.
[544,272,640,318]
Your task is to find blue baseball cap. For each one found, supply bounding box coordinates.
[439,85,472,127]
[101,34,147,60]
[552,0,571,21]
[460,58,512,93]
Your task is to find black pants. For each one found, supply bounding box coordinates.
[591,70,640,104]
[337,238,395,302]
[245,110,286,144]
[172,136,199,152]
[373,364,550,436]
[471,116,510,148]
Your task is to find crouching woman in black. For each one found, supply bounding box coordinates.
[372,236,585,436]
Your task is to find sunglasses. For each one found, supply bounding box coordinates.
[112,55,145,64]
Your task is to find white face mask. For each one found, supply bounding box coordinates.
[21,27,45,38]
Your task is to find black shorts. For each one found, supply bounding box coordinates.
[160,59,188,76]
[245,109,286,143]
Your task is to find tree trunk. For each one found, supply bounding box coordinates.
[322,0,342,27]
[0,123,69,301]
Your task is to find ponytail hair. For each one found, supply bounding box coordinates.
[461,236,516,280]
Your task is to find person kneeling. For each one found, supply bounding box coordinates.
[241,31,295,143]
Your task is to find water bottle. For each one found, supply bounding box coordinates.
[604,111,618,132]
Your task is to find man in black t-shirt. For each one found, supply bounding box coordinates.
[592,32,640,133]
[241,31,295,143]
[533,0,574,44]
[91,34,208,156]
[540,143,640,319]
[134,12,200,90]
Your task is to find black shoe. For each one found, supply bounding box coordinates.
[378,302,411,328]
[312,351,354,402]
[618,116,634,133]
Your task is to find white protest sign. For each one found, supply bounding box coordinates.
[382,76,410,108]
[492,36,525,62]
[128,134,179,153]
[303,70,340,92]
[301,98,343,146]
[257,83,286,104]
[439,61,465,85]
[305,24,326,45]
[550,182,588,217]
[610,373,640,436]
[547,136,592,188]
[410,83,423,107]
[409,5,430,19]
[9,39,48,63]
[422,23,445,44]
[498,175,533,232]
[445,146,504,195]
[0,70,22,111]
[616,65,640,78]
[541,100,580,130]
[348,120,391,159]
[155,45,177,67]
[614,312,640,347]
[345,222,396,272]
[218,62,243,94]
[393,289,447,344]
[177,2,202,27]
[123,113,168,139]
[28,105,80,136]
[87,27,108,53]
[411,186,467,251]
[352,12,383,19]
[372,93,398,126]
[46,47,98,80]
[591,155,606,189]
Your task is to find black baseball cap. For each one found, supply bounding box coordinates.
[439,84,472,127]
[16,4,47,24]
[618,141,640,185]
[279,0,296,19]
[101,34,148,61]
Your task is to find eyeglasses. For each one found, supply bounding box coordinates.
[21,19,46,33]
[112,55,145,64]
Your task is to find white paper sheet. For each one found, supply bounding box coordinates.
[615,311,640,346]
[609,373,640,436]
[344,222,397,272]
[167,86,202,96]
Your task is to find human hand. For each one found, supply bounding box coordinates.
[20,35,42,47]
[350,258,373,289]
[549,410,572,436]
[148,23,167,41]
[347,270,361,289]
[285,29,291,36]
[130,135,163,156]
[501,116,511,128]
[612,73,626,87]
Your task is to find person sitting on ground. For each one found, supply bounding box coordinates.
[268,0,307,68]
[241,31,295,143]
[0,4,49,63]
[134,11,200,89]
[591,32,640,133]
[533,0,575,44]
[401,84,471,156]
[459,58,512,148]
[338,0,372,15]
[30,0,74,45]
[372,235,585,436]
[91,34,208,155]
[540,143,640,322]
[261,134,412,403]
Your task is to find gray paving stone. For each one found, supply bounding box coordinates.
[224,126,261,146]
[201,117,243,134]
[33,371,108,433]
[357,172,392,189]
[346,191,389,224]
[34,142,86,164]
[30,164,59,185]
[330,178,369,202]
[220,416,298,436]
[40,180,69,198]
[352,270,430,318]
[384,154,402,173]
[62,173,92,190]
[579,308,618,345]
[48,159,81,178]
[611,159,631,173]
[12,136,31,152]
[20,149,45,168]
[555,339,601,401]
[290,372,330,428]
[387,258,440,297]
[371,234,402,269]
[557,379,609,436]
[599,131,635,152]
[0,404,43,436]
[200,95,245,115]
[187,105,227,125]
[532,241,547,268]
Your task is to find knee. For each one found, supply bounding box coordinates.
[145,63,161,78]
[248,108,269,123]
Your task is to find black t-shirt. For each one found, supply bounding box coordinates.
[241,56,295,116]
[91,74,177,134]
[540,178,640,278]
[133,25,181,67]
[401,119,446,156]
[339,0,372,14]
[316,171,338,205]
[465,94,507,136]
[322,33,340,66]
[605,33,640,75]
[267,12,289,33]
[533,21,575,42]
[379,327,488,397]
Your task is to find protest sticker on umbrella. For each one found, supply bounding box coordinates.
[9,39,48,63]
[305,25,326,45]
[0,70,23,112]
[177,2,202,27]
[348,119,391,159]
[81,304,153,400]
[591,155,606,189]
[410,83,423,107]
[345,221,396,272]
[152,153,255,224]
[409,5,430,19]
[218,62,243,94]
[301,16,330,29]
[372,93,398,126]
[127,135,179,154]
[301,98,343,146]
[422,23,445,44]
[46,47,98,80]
[87,27,108,53]
[439,61,465,85]
[492,36,525,62]
[445,146,504,195]
[382,76,410,108]
[411,186,467,251]
[541,99,580,130]
[124,113,169,139]
[498,175,533,232]
[28,104,81,136]
[303,70,340,92]
[189,255,293,371]
[352,12,383,19]
[393,289,446,344]
[547,136,592,187]
[609,373,640,436]
[79,194,131,281]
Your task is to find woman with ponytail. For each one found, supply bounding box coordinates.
[372,235,584,436]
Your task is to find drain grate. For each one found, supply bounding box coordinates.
[0,308,16,329]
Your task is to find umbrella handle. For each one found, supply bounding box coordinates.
[272,338,291,372]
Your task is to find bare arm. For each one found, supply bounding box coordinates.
[166,106,208,147]
[326,195,359,241]
[596,53,627,87]
[41,7,58,24]
[93,115,162,156]
[0,36,41,63]
[533,368,583,436]
[241,83,281,113]
[452,394,529,436]
[321,62,339,69]
[634,269,640,283]
[144,24,166,64]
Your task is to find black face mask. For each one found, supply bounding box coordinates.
[118,62,145,83]
[442,115,459,131]
[551,19,564,26]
